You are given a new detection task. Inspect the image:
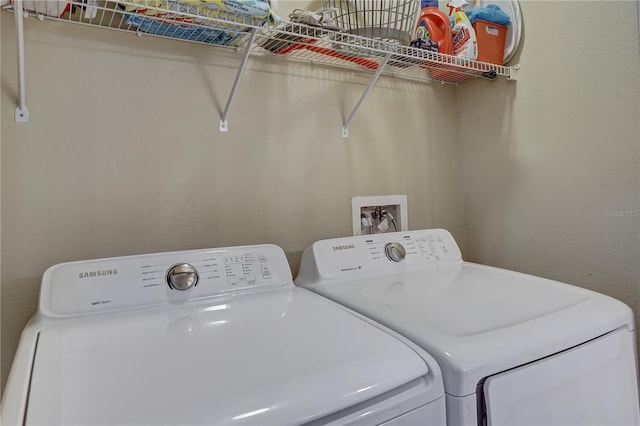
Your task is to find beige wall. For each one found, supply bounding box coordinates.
[0,9,463,392]
[0,7,3,400]
[1,0,639,398]
[460,1,640,333]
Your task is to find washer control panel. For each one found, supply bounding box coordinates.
[41,244,290,317]
[305,229,462,280]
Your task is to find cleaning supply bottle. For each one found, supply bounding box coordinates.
[414,0,453,55]
[447,0,478,60]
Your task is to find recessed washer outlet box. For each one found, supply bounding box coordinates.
[352,195,408,236]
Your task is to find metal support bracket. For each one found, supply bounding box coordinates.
[341,53,391,139]
[219,28,258,133]
[14,0,30,123]
[507,64,520,81]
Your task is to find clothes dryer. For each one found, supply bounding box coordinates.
[295,229,640,426]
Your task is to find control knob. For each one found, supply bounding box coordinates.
[167,263,199,291]
[385,242,406,262]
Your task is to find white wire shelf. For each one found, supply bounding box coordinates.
[5,0,519,135]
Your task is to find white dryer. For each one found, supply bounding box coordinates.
[295,229,640,426]
[2,244,446,425]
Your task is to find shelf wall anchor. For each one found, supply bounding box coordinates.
[507,64,520,81]
[219,28,258,133]
[14,0,30,123]
[342,52,391,139]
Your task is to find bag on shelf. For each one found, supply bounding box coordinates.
[7,0,71,18]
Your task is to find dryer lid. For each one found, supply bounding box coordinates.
[295,230,634,397]
[301,263,634,397]
[25,288,435,425]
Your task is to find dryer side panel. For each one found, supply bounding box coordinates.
[483,328,640,426]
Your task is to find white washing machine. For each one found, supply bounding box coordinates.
[1,244,446,425]
[295,229,640,426]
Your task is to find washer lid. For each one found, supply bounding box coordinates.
[25,288,434,426]
[304,262,634,397]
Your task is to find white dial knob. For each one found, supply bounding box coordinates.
[385,242,406,262]
[167,263,199,291]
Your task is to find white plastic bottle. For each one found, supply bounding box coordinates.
[447,0,478,60]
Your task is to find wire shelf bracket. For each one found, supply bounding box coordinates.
[342,52,391,139]
[219,28,258,133]
[14,0,30,123]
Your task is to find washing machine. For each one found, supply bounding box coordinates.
[1,244,447,425]
[295,229,640,426]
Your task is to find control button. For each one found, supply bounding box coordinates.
[261,264,272,279]
[228,277,240,285]
[167,264,199,291]
[246,275,256,283]
[385,242,406,263]
[258,253,268,262]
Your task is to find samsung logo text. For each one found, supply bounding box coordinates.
[78,269,118,279]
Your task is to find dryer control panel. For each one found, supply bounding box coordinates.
[301,229,462,281]
[40,244,291,317]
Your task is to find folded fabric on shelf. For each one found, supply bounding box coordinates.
[119,0,279,45]
[124,13,239,44]
[451,4,511,26]
[119,0,280,24]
